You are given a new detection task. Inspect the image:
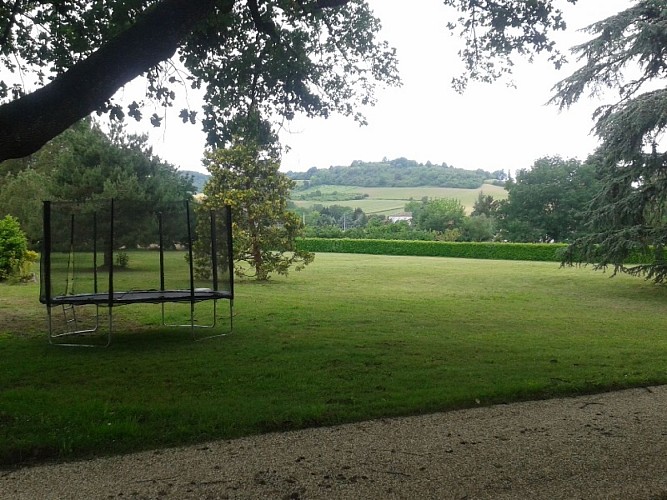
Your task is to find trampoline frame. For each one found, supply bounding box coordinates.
[40,199,234,347]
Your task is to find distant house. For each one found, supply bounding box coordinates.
[388,212,413,224]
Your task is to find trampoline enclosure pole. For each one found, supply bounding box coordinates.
[227,206,234,298]
[42,201,51,305]
[210,210,218,291]
[158,211,165,292]
[186,200,195,332]
[108,199,114,309]
[68,213,75,296]
[93,212,98,294]
[186,201,195,296]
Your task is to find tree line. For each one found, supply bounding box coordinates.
[286,158,507,189]
[296,155,601,245]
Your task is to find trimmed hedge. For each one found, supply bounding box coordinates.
[296,238,567,262]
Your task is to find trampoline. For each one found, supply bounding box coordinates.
[40,199,234,346]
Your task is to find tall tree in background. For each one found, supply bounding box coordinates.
[198,136,314,281]
[406,197,466,240]
[0,120,195,249]
[499,156,600,243]
[0,169,52,245]
[470,192,501,219]
[38,120,195,203]
[0,0,579,162]
[554,2,667,282]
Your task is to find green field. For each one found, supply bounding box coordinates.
[291,184,507,215]
[2,251,667,467]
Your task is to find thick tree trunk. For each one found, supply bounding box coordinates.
[0,0,232,162]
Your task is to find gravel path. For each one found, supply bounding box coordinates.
[2,386,667,499]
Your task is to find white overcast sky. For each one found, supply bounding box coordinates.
[125,0,632,174]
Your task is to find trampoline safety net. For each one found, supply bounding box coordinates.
[40,199,234,346]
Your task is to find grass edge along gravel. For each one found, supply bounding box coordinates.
[2,252,667,467]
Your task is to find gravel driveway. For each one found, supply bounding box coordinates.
[2,385,667,499]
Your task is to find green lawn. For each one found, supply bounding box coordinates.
[2,251,667,467]
[291,184,507,214]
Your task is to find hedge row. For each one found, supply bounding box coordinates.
[296,238,568,262]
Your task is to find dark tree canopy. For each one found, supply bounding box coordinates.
[0,119,195,244]
[0,0,578,162]
[552,1,667,282]
[498,156,600,243]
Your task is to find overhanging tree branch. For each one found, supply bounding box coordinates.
[0,0,229,162]
[0,0,356,162]
[247,0,279,40]
[314,0,348,8]
[296,0,348,15]
[0,0,22,48]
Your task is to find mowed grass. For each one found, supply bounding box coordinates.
[2,251,667,467]
[291,184,507,214]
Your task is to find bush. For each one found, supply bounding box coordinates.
[115,251,130,268]
[0,215,29,281]
[22,249,38,275]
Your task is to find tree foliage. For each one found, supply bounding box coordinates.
[199,141,314,280]
[0,0,581,162]
[406,197,466,240]
[0,215,28,281]
[460,214,496,242]
[552,1,667,282]
[0,168,52,244]
[0,120,196,247]
[443,0,576,91]
[499,156,600,243]
[287,158,505,189]
[42,120,195,203]
[470,191,502,218]
[0,0,399,161]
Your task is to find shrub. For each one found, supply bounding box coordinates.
[115,251,130,269]
[15,249,39,283]
[0,215,29,281]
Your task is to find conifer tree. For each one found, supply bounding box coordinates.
[554,2,667,282]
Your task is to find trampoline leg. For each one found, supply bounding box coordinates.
[106,307,112,347]
[212,299,219,329]
[161,299,230,341]
[190,301,196,341]
[47,306,54,345]
[47,304,109,348]
[191,299,233,342]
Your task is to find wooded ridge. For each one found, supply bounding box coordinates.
[285,158,506,189]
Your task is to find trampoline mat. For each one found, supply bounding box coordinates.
[42,289,233,306]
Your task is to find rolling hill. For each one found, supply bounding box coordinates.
[291,184,507,215]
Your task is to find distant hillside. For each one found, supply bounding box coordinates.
[290,184,508,215]
[285,158,507,189]
[180,170,210,193]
